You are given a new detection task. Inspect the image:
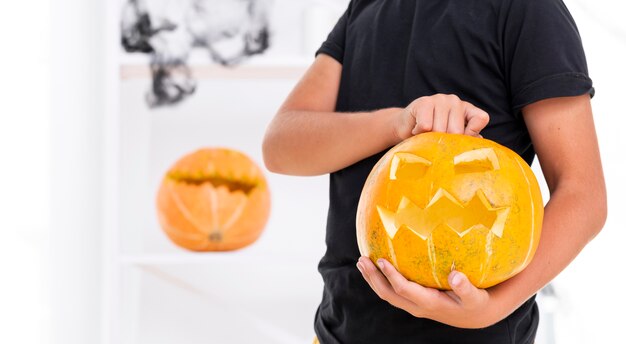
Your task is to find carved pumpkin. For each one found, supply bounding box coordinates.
[157,148,270,251]
[356,132,543,289]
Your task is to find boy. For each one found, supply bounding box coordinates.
[263,0,606,343]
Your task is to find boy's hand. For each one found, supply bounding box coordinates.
[357,256,504,329]
[393,94,490,141]
[375,95,492,326]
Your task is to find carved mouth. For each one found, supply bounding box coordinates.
[377,188,510,240]
[167,171,259,195]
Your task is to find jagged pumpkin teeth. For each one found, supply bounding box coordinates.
[356,132,543,290]
[157,148,271,251]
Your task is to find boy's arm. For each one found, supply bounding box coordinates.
[487,94,607,320]
[262,54,489,176]
[357,94,607,328]
[262,53,399,176]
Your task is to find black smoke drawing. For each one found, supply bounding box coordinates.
[121,0,273,107]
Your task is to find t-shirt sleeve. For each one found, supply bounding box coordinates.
[504,0,594,113]
[315,2,352,64]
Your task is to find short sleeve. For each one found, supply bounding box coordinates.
[504,0,594,113]
[315,2,352,64]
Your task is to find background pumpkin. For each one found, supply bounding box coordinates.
[356,132,543,290]
[157,148,271,251]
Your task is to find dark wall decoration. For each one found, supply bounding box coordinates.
[121,0,273,107]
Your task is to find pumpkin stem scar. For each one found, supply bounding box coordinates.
[209,232,223,242]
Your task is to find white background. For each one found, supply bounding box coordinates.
[0,0,625,343]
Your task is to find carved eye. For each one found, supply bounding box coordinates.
[389,152,432,180]
[453,148,500,174]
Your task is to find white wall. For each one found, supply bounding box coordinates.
[48,0,106,343]
[0,1,50,344]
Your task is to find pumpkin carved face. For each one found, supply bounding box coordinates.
[157,148,270,251]
[356,132,543,289]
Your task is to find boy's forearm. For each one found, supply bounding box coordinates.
[262,108,402,176]
[489,183,606,322]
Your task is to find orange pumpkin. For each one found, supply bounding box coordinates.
[156,148,270,251]
[356,132,543,289]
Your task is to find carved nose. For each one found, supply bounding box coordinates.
[424,161,453,200]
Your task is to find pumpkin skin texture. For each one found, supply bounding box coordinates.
[156,148,270,251]
[356,132,543,290]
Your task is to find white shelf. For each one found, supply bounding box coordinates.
[120,53,314,68]
[120,63,308,80]
[118,250,313,266]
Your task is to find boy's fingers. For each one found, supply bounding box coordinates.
[464,104,489,137]
[448,271,488,309]
[447,101,465,134]
[413,102,434,135]
[432,104,450,132]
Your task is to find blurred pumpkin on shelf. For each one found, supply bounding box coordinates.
[157,148,270,251]
[356,132,543,290]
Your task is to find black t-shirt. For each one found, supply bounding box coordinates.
[314,0,593,343]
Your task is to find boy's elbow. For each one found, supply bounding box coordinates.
[586,184,607,240]
[262,136,277,173]
[592,192,608,238]
[262,130,285,174]
[263,151,283,174]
